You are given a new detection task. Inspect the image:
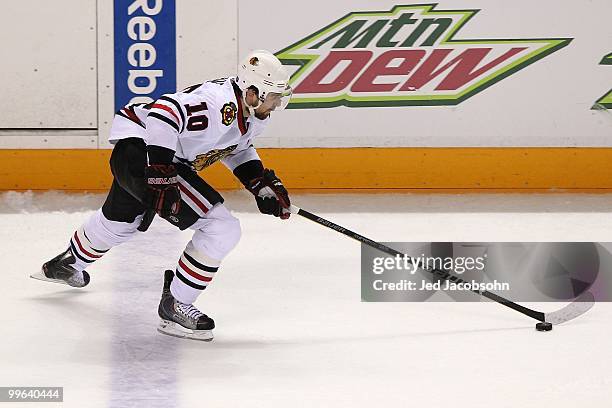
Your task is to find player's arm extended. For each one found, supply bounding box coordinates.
[223,149,291,219]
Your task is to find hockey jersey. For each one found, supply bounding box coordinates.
[109,77,266,172]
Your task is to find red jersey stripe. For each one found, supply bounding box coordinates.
[178,183,209,214]
[151,103,180,125]
[122,107,143,126]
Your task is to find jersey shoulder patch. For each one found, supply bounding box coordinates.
[201,80,239,129]
[181,79,239,132]
[220,102,237,126]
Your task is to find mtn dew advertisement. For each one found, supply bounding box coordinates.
[239,1,611,147]
[276,4,571,108]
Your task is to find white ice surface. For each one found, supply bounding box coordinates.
[1,191,611,408]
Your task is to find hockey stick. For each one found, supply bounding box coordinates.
[290,205,594,325]
[137,209,156,232]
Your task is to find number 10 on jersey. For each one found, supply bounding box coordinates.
[186,102,208,131]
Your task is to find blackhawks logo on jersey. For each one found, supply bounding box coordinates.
[221,102,237,126]
[192,145,238,171]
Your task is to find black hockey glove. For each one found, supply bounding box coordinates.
[247,169,291,219]
[144,164,181,218]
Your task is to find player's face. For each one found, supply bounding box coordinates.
[259,93,282,112]
[256,87,293,115]
[244,89,260,108]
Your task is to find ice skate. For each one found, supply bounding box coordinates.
[31,248,91,288]
[157,270,215,341]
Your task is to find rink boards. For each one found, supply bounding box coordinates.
[2,147,612,191]
[0,1,610,190]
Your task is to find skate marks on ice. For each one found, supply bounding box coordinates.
[204,327,532,348]
[0,191,105,214]
[109,257,180,408]
[4,191,612,215]
[26,289,97,328]
[26,286,180,408]
[109,334,179,408]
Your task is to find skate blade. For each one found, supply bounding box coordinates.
[30,270,69,286]
[157,319,213,342]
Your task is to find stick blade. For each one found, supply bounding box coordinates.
[545,291,594,325]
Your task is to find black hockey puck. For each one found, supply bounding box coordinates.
[536,322,553,332]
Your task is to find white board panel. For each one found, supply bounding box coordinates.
[0,130,97,148]
[0,1,97,128]
[176,0,238,88]
[239,0,612,147]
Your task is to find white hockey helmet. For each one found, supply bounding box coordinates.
[236,50,292,113]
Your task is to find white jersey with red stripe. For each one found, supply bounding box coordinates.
[109,77,266,172]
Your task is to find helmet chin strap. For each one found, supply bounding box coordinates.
[243,94,261,116]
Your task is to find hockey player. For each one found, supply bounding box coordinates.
[31,50,293,341]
